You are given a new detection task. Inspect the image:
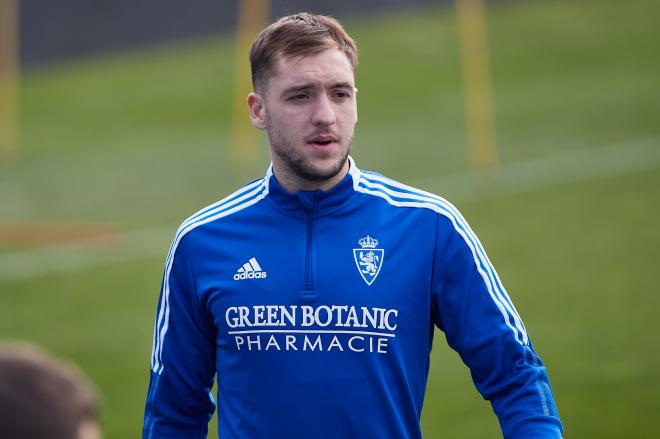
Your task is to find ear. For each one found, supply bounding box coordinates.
[354,87,359,124]
[248,92,267,130]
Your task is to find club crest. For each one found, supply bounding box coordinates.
[353,235,384,286]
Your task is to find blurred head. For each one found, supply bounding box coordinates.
[0,342,101,439]
[248,13,359,191]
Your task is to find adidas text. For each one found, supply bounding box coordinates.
[234,271,268,281]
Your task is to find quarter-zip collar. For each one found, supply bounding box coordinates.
[265,156,361,218]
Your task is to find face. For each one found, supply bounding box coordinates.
[248,48,358,191]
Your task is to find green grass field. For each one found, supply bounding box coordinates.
[1,0,659,437]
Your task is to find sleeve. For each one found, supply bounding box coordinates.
[430,214,563,439]
[143,233,217,439]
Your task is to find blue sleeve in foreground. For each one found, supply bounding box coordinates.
[143,233,217,438]
[431,214,563,438]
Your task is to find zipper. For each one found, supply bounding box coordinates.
[303,194,317,292]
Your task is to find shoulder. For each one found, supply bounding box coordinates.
[354,169,478,243]
[355,169,463,225]
[355,171,495,277]
[171,177,269,247]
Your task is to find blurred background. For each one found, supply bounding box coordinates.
[1,0,659,437]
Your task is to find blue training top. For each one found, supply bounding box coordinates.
[143,157,563,438]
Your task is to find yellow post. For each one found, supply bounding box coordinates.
[456,0,498,171]
[0,0,19,161]
[230,0,269,164]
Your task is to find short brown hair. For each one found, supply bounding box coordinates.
[0,342,100,439]
[250,12,358,92]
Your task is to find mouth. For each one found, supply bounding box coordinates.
[307,135,337,147]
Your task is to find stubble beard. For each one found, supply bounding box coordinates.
[272,141,351,183]
[266,115,352,184]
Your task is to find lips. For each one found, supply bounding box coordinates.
[307,134,337,146]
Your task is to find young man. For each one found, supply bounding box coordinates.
[0,342,101,439]
[143,13,563,438]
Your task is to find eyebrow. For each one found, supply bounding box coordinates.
[281,82,355,96]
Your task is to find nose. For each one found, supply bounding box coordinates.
[311,94,336,127]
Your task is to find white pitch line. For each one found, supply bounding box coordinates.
[0,226,172,283]
[1,137,658,283]
[410,137,660,202]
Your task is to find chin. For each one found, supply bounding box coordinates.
[297,157,348,183]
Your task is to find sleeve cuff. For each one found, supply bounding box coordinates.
[505,417,563,439]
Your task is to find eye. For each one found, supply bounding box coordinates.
[333,90,352,99]
[288,93,308,101]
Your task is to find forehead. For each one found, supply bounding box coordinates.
[269,48,355,91]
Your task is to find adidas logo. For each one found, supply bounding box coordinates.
[233,257,268,280]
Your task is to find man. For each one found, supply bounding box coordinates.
[0,342,101,439]
[143,12,563,438]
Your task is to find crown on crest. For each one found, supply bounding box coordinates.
[358,235,379,248]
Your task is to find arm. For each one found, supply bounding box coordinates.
[431,213,563,439]
[143,233,217,439]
